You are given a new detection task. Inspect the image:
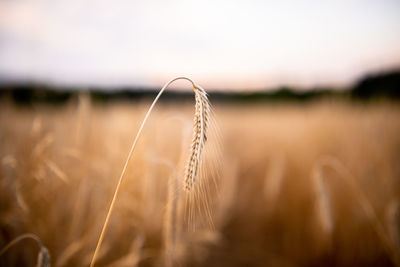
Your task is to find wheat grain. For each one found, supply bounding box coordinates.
[184,85,210,191]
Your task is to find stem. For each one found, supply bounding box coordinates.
[0,233,42,257]
[89,77,197,267]
[317,156,400,267]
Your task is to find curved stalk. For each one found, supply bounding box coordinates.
[0,233,41,256]
[89,77,199,267]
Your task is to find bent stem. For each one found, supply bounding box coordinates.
[89,77,198,267]
[0,233,42,257]
[0,233,50,267]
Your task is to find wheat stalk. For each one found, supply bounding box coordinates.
[313,155,400,267]
[386,200,400,258]
[145,154,181,266]
[312,162,334,236]
[0,233,50,267]
[264,154,286,212]
[89,77,211,267]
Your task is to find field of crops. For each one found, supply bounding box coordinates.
[1,96,400,266]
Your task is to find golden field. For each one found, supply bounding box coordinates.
[1,96,400,267]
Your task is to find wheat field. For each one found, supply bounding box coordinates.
[1,96,400,267]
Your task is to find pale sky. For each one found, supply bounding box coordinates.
[0,0,400,90]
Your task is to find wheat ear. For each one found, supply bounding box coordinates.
[89,77,210,267]
[184,85,209,191]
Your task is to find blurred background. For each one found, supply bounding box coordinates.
[1,0,400,93]
[1,1,400,267]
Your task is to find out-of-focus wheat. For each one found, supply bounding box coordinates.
[0,233,50,267]
[312,155,400,267]
[1,100,400,266]
[312,160,334,236]
[264,154,286,213]
[386,200,400,258]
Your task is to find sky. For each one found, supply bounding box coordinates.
[0,0,400,91]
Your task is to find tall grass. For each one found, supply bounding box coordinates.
[1,100,400,266]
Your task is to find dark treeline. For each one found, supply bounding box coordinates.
[0,70,399,105]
